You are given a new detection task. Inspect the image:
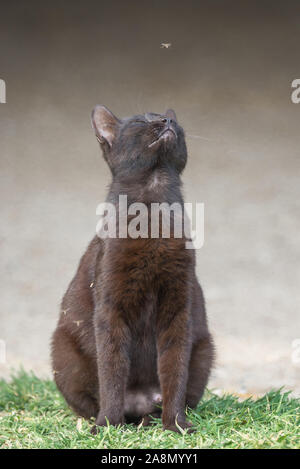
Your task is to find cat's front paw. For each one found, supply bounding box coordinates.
[90,413,124,434]
[163,419,195,434]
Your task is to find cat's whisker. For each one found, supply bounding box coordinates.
[186,133,213,142]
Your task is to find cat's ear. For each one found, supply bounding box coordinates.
[165,108,177,122]
[91,105,120,147]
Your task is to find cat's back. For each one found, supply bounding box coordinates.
[53,236,103,351]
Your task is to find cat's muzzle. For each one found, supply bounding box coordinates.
[148,127,177,148]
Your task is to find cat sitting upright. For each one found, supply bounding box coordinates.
[51,105,214,433]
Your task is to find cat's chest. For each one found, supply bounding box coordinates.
[104,236,190,280]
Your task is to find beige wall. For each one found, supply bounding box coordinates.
[0,1,299,394]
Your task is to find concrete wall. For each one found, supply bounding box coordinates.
[0,0,299,394]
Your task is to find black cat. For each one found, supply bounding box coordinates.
[51,105,214,433]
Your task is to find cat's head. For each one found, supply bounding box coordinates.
[91,105,187,178]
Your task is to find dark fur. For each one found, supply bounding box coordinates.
[51,107,214,433]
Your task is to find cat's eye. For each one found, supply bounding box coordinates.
[132,119,147,126]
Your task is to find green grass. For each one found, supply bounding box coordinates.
[0,371,299,449]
